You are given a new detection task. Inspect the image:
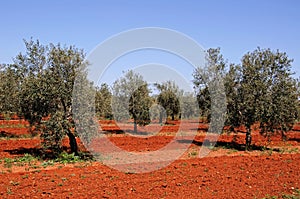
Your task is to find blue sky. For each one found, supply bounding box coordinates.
[0,0,299,84]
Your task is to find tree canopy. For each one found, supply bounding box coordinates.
[155,81,181,121]
[95,83,113,119]
[8,39,90,156]
[237,48,298,148]
[112,70,152,133]
[193,47,299,149]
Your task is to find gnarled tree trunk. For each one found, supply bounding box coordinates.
[67,130,78,156]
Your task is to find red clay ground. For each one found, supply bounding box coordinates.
[0,120,299,198]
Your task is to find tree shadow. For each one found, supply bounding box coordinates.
[101,129,125,134]
[190,127,209,131]
[4,147,47,158]
[124,129,154,136]
[0,130,23,138]
[4,146,94,160]
[288,138,300,143]
[102,129,156,136]
[212,141,269,151]
[164,121,176,126]
[177,139,275,152]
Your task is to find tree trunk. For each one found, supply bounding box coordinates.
[281,131,287,141]
[67,130,79,156]
[171,114,175,121]
[245,128,252,151]
[159,112,163,124]
[134,120,137,134]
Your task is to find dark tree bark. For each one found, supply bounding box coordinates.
[245,127,252,151]
[133,120,137,134]
[159,112,163,124]
[67,130,78,156]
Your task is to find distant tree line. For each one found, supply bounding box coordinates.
[0,39,299,155]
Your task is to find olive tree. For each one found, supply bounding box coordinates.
[223,63,242,130]
[95,83,112,119]
[0,64,20,117]
[112,70,152,133]
[193,48,227,123]
[193,47,299,149]
[155,81,181,122]
[180,92,199,119]
[238,48,298,149]
[12,39,90,156]
[129,83,152,133]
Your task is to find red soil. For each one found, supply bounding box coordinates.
[0,154,299,199]
[0,120,299,198]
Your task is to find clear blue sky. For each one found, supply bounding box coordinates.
[1,0,299,80]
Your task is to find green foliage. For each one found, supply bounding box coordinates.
[7,39,91,156]
[1,38,299,156]
[155,81,182,121]
[56,152,81,164]
[193,48,227,137]
[112,70,152,133]
[193,48,227,123]
[2,154,38,168]
[72,65,98,148]
[238,48,298,139]
[180,92,199,119]
[223,64,241,128]
[95,83,112,119]
[262,189,300,199]
[41,112,67,155]
[41,160,55,167]
[149,103,165,122]
[193,47,299,148]
[17,153,37,162]
[0,64,20,115]
[129,83,152,127]
[296,79,300,121]
[0,152,90,170]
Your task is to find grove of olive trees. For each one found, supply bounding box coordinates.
[0,39,299,155]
